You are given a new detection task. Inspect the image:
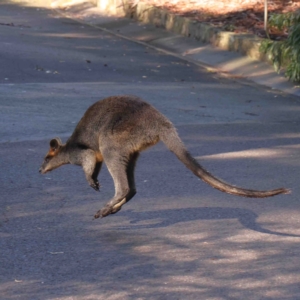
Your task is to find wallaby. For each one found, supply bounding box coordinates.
[39,95,289,219]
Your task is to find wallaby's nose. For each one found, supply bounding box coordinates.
[39,168,42,173]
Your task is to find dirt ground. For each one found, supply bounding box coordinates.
[135,0,300,40]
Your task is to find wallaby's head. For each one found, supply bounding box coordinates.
[39,138,67,174]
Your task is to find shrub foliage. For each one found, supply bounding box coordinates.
[260,11,300,82]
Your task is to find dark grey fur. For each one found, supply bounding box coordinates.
[39,95,289,218]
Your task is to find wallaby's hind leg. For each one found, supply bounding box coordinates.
[110,152,139,214]
[94,151,136,218]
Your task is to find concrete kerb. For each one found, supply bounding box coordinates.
[51,0,273,67]
[117,1,268,63]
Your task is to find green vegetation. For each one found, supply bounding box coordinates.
[260,11,300,82]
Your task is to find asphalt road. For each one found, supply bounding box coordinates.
[1,1,300,299]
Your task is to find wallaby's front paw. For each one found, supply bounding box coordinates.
[90,180,100,192]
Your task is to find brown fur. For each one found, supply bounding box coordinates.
[39,95,289,218]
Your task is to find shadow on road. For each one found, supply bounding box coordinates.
[116,207,300,237]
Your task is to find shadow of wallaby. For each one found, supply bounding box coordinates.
[116,207,300,238]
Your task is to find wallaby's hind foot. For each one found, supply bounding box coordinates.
[111,198,127,213]
[94,197,127,218]
[94,188,137,218]
[94,206,110,219]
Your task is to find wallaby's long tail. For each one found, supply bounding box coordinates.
[160,128,289,198]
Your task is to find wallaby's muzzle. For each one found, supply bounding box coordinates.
[39,167,46,174]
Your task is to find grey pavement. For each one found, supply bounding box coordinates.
[1,1,300,299]
[52,1,300,97]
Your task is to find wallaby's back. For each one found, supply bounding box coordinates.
[67,95,173,153]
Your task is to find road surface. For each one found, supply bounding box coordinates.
[1,1,300,299]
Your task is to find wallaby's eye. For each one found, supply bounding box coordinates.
[44,156,51,163]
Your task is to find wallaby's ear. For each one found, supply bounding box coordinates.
[49,138,62,151]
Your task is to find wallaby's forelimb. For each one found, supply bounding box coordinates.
[79,150,102,191]
[91,162,102,191]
